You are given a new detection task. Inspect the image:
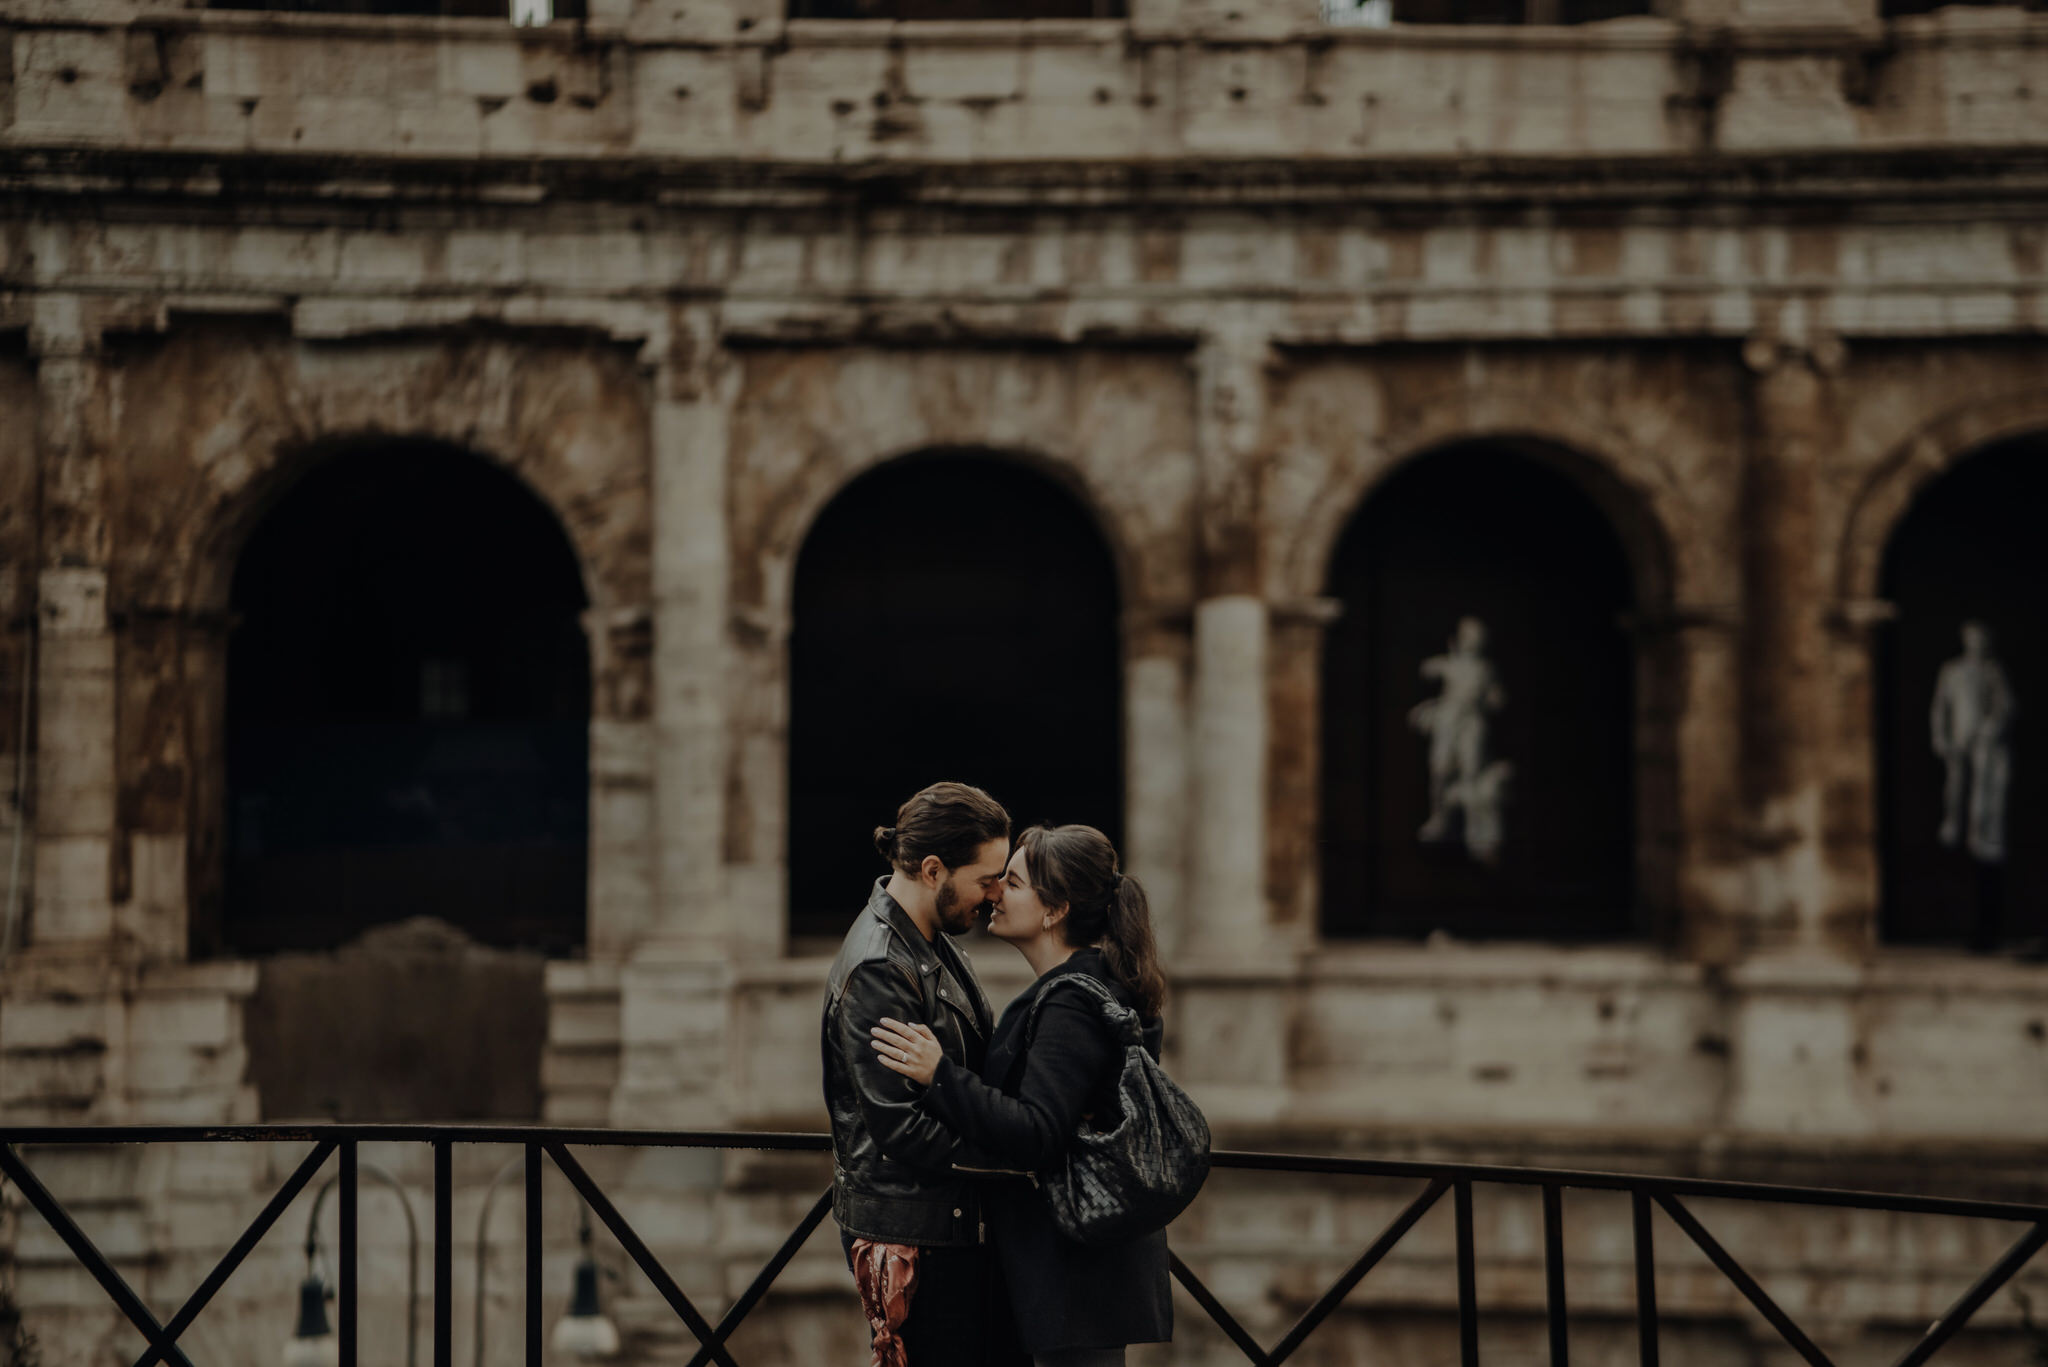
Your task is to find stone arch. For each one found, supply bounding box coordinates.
[221,439,593,954]
[101,331,654,961]
[766,439,1141,629]
[100,332,644,642]
[728,348,1197,635]
[721,347,1198,948]
[1278,393,1686,613]
[1836,387,2048,604]
[782,448,1126,938]
[1867,426,2048,948]
[1316,437,1654,940]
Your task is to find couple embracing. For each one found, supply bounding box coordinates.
[821,782,1184,1367]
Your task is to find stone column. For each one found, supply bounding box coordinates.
[1265,598,1343,937]
[649,309,737,957]
[1182,332,1275,961]
[1815,598,1895,958]
[1186,595,1268,958]
[27,306,119,957]
[1634,608,1748,962]
[1172,331,1299,1126]
[1738,335,1851,960]
[1123,607,1193,956]
[612,310,741,1131]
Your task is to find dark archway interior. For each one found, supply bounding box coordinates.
[1320,443,1638,940]
[788,454,1123,941]
[1878,434,2048,946]
[225,444,590,955]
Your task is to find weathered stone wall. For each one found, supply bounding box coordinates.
[2,0,2047,1360]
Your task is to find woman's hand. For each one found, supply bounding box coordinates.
[871,1018,943,1086]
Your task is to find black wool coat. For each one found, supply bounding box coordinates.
[924,947,1173,1355]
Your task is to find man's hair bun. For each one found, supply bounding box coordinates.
[877,785,1010,873]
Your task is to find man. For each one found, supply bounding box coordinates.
[822,781,1012,1366]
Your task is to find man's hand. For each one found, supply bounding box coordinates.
[871,1018,943,1087]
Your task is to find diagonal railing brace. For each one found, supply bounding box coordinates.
[1654,1192,1834,1367]
[1892,1220,2048,1367]
[0,1144,200,1367]
[683,1187,835,1367]
[131,1139,338,1367]
[544,1141,742,1367]
[1266,1178,1451,1367]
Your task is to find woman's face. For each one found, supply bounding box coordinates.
[987,847,1061,945]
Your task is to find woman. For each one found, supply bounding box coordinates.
[870,823,1173,1367]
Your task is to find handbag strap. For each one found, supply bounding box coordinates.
[1021,969,1144,1051]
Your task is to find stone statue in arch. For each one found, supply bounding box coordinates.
[1409,617,1512,864]
[1931,620,2016,864]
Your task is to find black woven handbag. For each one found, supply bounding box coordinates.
[1023,973,1211,1246]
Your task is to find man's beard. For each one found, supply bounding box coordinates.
[933,878,983,936]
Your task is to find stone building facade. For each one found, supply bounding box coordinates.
[1,0,2047,1361]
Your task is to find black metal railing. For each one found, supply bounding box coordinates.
[2,1124,2044,1367]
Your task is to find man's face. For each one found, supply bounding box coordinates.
[932,837,1010,936]
[1963,623,1990,660]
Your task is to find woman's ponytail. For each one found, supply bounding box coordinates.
[1101,871,1167,1019]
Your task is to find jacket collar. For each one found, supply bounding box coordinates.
[868,878,993,1036]
[867,878,939,965]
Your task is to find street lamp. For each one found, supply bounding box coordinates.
[286,1159,421,1367]
[549,1204,619,1358]
[279,1236,338,1367]
[476,1159,622,1364]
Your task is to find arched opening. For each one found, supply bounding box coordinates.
[1877,433,2047,948]
[223,442,591,957]
[1320,442,1638,940]
[787,453,1123,942]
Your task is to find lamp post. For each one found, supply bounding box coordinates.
[549,1203,619,1359]
[279,1233,339,1367]
[286,1159,421,1367]
[476,1156,619,1365]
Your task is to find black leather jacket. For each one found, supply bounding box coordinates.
[821,880,998,1247]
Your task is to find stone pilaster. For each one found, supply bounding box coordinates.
[1184,333,1277,962]
[1186,595,1269,960]
[1122,606,1193,957]
[612,308,741,1131]
[1739,335,1856,960]
[649,308,737,959]
[27,304,119,958]
[1645,608,1750,962]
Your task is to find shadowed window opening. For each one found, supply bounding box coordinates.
[1878,433,2048,948]
[1321,443,1637,940]
[224,443,589,957]
[788,454,1122,943]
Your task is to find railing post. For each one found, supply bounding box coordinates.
[1542,1185,1568,1366]
[526,1144,544,1367]
[1632,1190,1659,1367]
[339,1140,358,1367]
[1455,1180,1479,1367]
[435,1140,453,1367]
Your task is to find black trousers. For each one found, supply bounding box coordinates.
[841,1230,1027,1367]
